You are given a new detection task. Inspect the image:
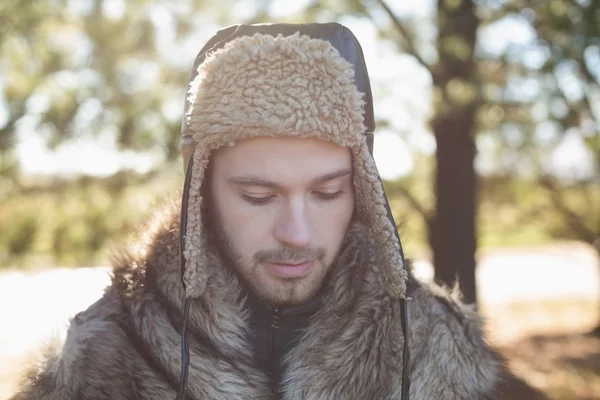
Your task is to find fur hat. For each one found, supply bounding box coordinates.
[180,23,407,299]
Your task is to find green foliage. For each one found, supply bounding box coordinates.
[294,0,600,250]
[478,0,599,163]
[1,169,591,269]
[0,209,39,264]
[478,176,557,247]
[0,0,235,185]
[0,169,181,269]
[383,172,591,255]
[0,0,597,270]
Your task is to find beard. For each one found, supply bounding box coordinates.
[205,213,332,306]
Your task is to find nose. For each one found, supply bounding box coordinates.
[274,199,311,249]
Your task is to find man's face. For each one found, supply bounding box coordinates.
[207,136,355,306]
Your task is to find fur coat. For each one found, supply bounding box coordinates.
[11,207,508,400]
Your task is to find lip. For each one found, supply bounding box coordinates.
[267,261,313,279]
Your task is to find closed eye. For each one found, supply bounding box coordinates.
[242,191,344,205]
[241,194,275,206]
[314,190,344,201]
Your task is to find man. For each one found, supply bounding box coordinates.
[12,23,507,399]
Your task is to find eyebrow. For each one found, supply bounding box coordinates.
[228,168,352,188]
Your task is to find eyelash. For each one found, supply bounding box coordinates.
[241,194,274,206]
[241,191,344,206]
[316,190,344,201]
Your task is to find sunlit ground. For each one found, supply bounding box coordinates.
[0,242,598,399]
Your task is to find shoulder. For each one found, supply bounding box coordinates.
[406,278,509,399]
[10,292,136,400]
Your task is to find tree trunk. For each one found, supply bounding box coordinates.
[431,0,479,306]
[432,111,478,305]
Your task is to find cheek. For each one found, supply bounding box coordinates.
[310,196,354,244]
[218,202,274,259]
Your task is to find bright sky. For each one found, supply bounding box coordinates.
[8,0,596,180]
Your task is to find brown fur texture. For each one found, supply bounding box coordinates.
[11,205,508,399]
[182,32,407,299]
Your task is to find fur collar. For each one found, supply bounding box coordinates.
[111,208,405,398]
[106,206,505,399]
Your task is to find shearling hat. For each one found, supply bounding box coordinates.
[179,23,408,299]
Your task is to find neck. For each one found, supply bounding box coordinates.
[243,276,324,393]
[244,282,325,318]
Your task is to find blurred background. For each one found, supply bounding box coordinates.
[0,0,598,398]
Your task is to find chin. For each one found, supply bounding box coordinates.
[257,279,322,306]
[268,295,312,307]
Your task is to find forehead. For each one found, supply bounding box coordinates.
[211,137,352,180]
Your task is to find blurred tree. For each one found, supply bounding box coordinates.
[429,0,480,305]
[0,211,38,264]
[2,0,596,318]
[0,0,241,266]
[0,0,228,194]
[284,0,599,310]
[284,0,482,304]
[480,0,599,333]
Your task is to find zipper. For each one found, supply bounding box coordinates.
[267,306,279,399]
[270,306,280,367]
[264,306,280,387]
[265,307,280,362]
[271,307,280,328]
